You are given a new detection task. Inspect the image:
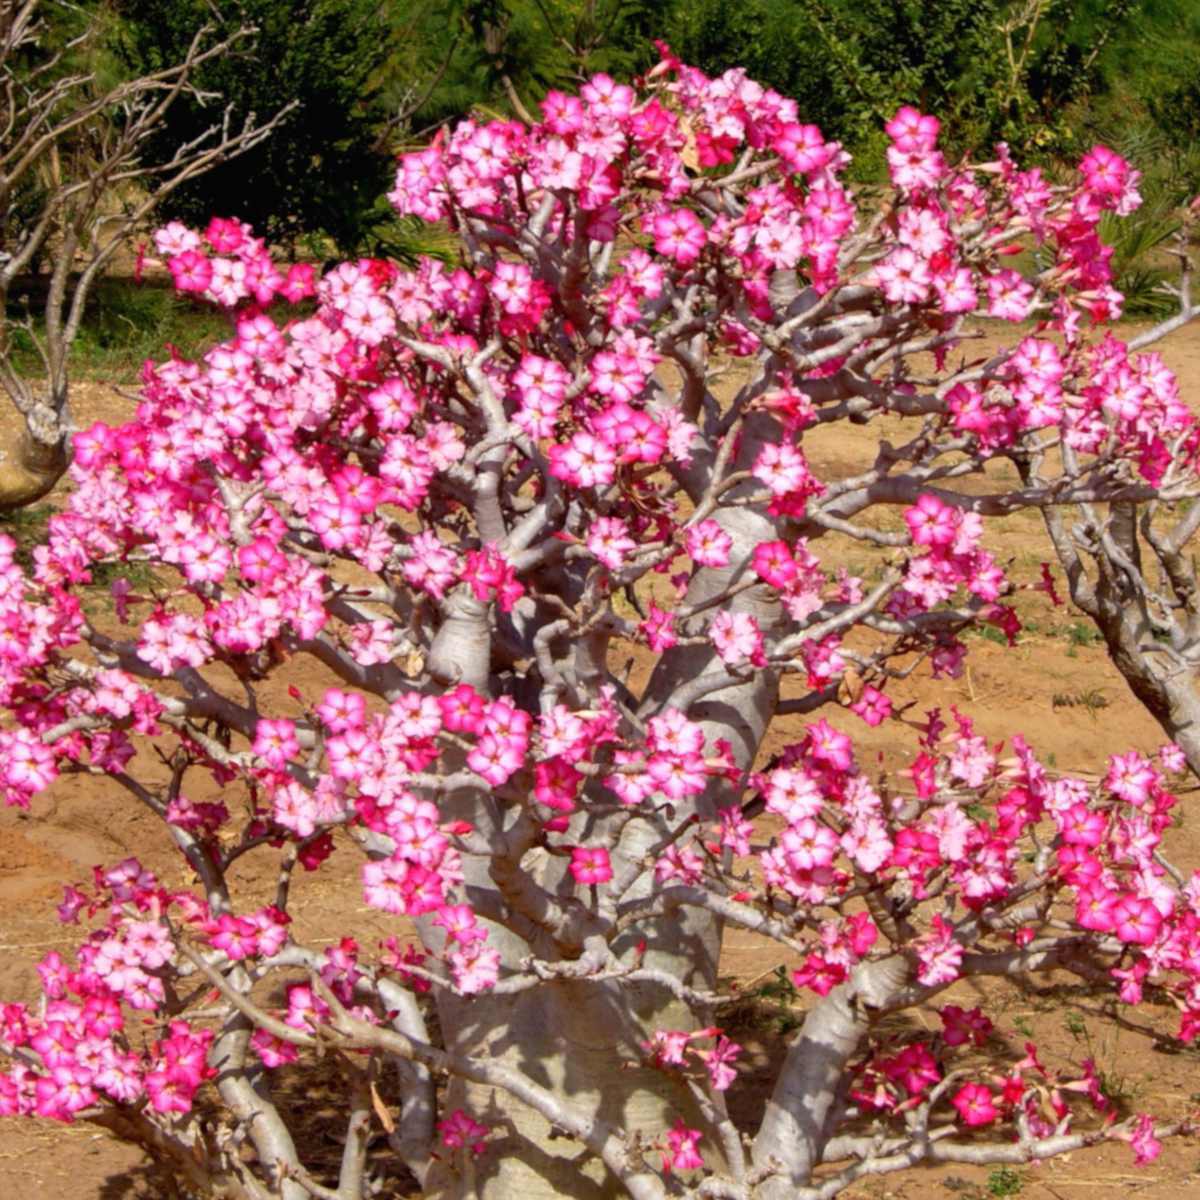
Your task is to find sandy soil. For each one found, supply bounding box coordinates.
[4,324,1200,1198]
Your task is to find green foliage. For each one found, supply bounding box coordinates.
[0,505,52,573]
[385,1,1199,309]
[1097,0,1200,160]
[5,278,234,383]
[967,623,1009,645]
[986,1167,1024,1197]
[88,554,160,598]
[718,965,804,1037]
[1051,689,1110,718]
[389,0,1200,182]
[1066,622,1102,647]
[1100,204,1181,317]
[1085,123,1200,316]
[389,0,664,134]
[114,0,397,253]
[667,0,1143,174]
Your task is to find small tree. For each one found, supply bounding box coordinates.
[2,50,1200,1200]
[1029,212,1200,772]
[0,0,289,510]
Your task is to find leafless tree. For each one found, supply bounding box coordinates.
[0,0,292,508]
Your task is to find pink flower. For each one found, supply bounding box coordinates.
[327,728,381,781]
[549,431,618,489]
[1128,1113,1162,1164]
[462,545,524,612]
[316,688,366,733]
[699,1035,741,1091]
[153,221,201,256]
[4,68,1197,1186]
[878,1044,940,1098]
[651,208,706,266]
[792,954,847,996]
[438,1109,489,1155]
[662,1119,704,1173]
[1158,742,1186,774]
[887,143,946,190]
[433,905,485,948]
[773,122,834,174]
[904,493,958,548]
[1060,803,1106,848]
[145,1064,202,1115]
[587,517,637,570]
[253,718,300,769]
[752,539,799,588]
[654,844,705,886]
[875,247,932,304]
[753,441,819,497]
[685,519,732,567]
[710,611,766,668]
[251,1028,300,1068]
[641,604,677,653]
[939,1005,993,1048]
[1074,884,1117,933]
[439,684,486,734]
[541,89,585,134]
[1079,144,1131,198]
[205,216,247,253]
[168,250,212,293]
[885,106,940,149]
[1105,751,1158,807]
[467,732,525,787]
[362,859,444,917]
[1,729,58,801]
[448,941,500,993]
[806,719,853,772]
[280,262,317,301]
[643,1029,694,1067]
[781,817,838,871]
[913,915,963,986]
[951,1081,998,1126]
[570,846,613,885]
[56,886,88,925]
[850,685,891,726]
[1111,894,1161,946]
[986,269,1035,322]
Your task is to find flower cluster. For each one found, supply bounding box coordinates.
[0,862,214,1120]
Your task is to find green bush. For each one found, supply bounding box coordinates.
[115,0,397,254]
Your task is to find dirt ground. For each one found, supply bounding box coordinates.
[4,323,1200,1198]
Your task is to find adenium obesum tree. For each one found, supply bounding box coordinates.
[3,47,1200,1200]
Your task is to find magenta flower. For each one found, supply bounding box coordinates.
[951,1082,998,1127]
[569,847,613,886]
[662,1119,704,1173]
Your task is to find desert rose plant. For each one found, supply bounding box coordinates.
[2,46,1200,1200]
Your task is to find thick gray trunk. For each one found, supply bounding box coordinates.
[425,983,710,1199]
[753,955,911,1194]
[0,421,68,509]
[417,482,785,1197]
